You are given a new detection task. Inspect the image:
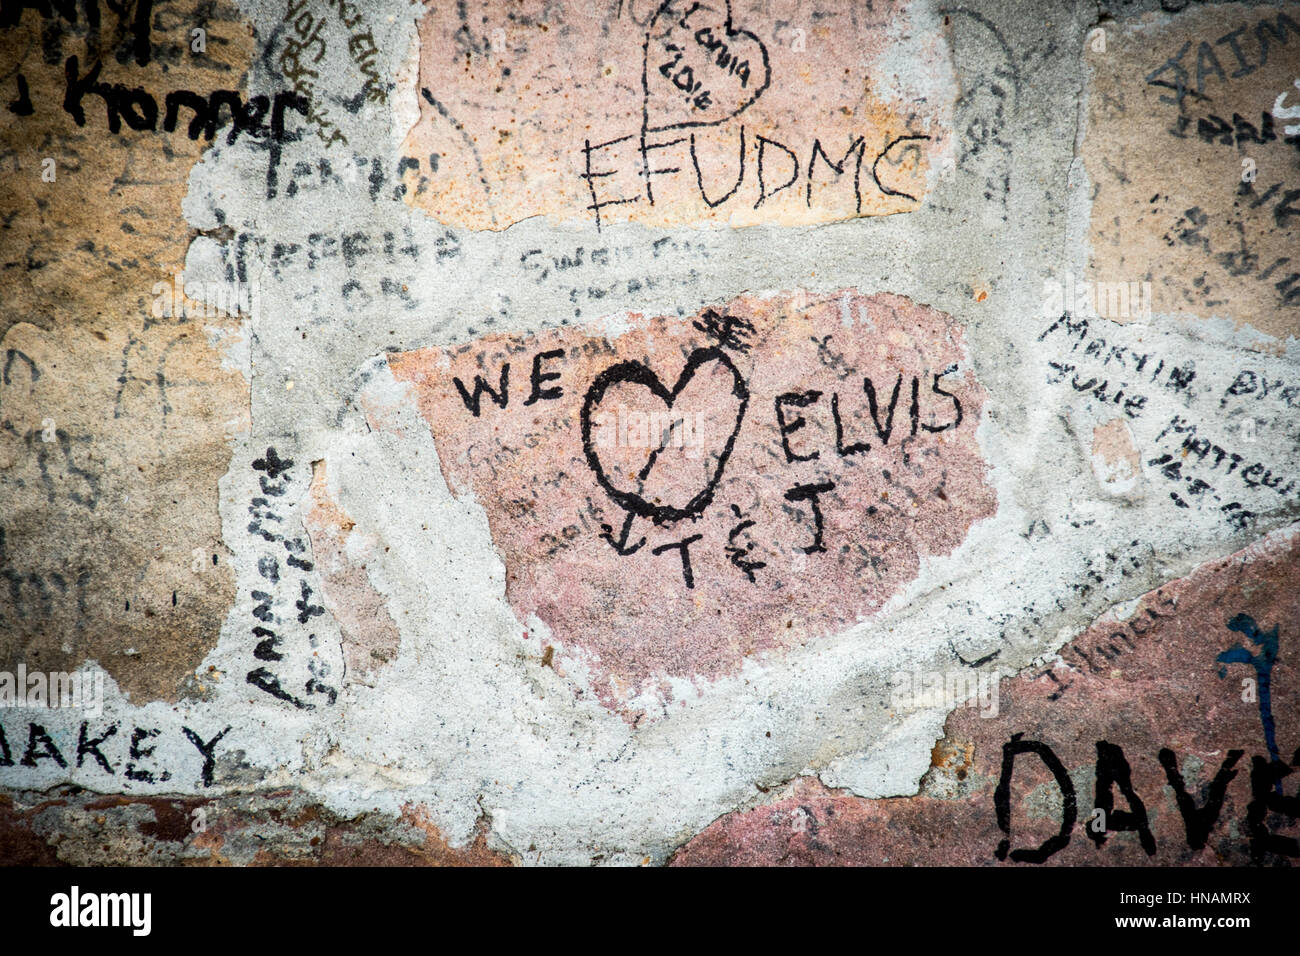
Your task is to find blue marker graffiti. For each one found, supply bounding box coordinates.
[1217,613,1281,794]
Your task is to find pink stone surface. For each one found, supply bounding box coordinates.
[386,291,996,714]
[672,527,1300,865]
[403,0,953,228]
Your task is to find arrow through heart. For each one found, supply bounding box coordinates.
[581,346,750,524]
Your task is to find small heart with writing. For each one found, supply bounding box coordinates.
[642,1,771,133]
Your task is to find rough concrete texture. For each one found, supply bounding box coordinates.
[673,526,1300,864]
[0,0,1298,866]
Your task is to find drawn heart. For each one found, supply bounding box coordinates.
[642,0,771,133]
[581,347,749,523]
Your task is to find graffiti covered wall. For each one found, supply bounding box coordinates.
[1,0,1299,866]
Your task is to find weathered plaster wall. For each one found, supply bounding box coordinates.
[1,0,1298,866]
